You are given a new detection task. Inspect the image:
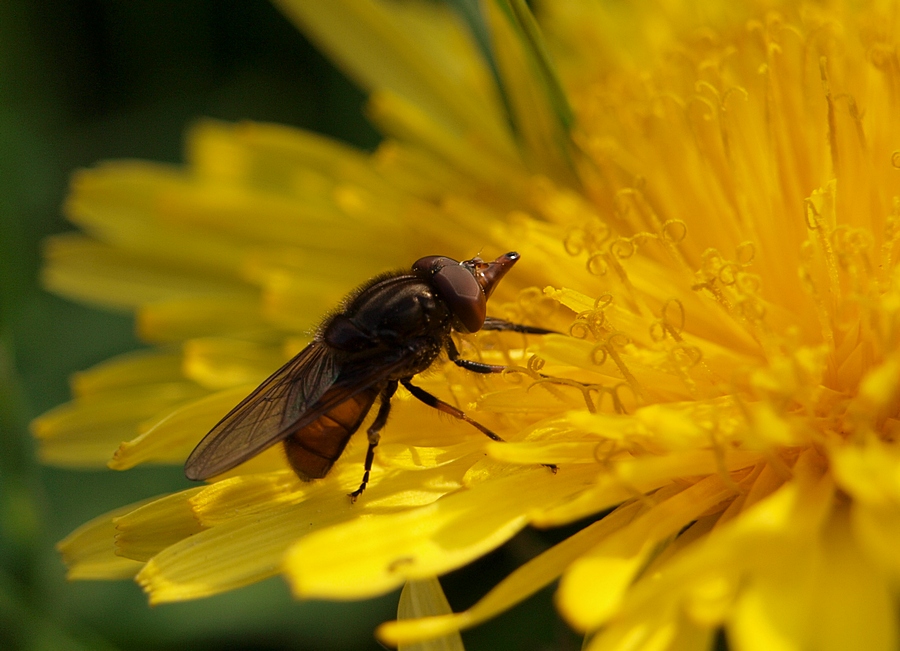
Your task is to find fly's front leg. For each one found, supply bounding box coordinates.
[447,337,507,374]
[481,317,558,335]
[349,380,398,502]
[448,319,558,374]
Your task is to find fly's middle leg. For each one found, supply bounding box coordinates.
[349,380,398,502]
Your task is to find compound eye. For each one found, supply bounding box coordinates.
[412,255,457,273]
[432,264,486,333]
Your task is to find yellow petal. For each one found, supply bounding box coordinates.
[285,464,598,600]
[189,472,308,526]
[33,382,207,467]
[108,387,251,470]
[558,474,738,631]
[137,498,338,603]
[831,439,900,507]
[367,90,522,188]
[181,338,285,390]
[378,442,485,471]
[535,449,763,527]
[476,386,584,414]
[187,120,390,195]
[57,500,154,580]
[64,163,250,275]
[806,510,897,651]
[70,349,184,397]
[584,607,711,651]
[274,0,515,162]
[726,469,835,651]
[379,500,641,646]
[394,578,464,651]
[485,0,574,181]
[138,462,464,604]
[42,234,249,310]
[137,296,266,343]
[486,440,598,465]
[850,501,900,581]
[730,505,898,651]
[114,489,207,561]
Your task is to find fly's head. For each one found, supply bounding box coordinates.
[412,252,520,333]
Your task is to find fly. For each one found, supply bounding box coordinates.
[184,252,553,501]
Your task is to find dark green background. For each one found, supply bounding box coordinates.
[0,1,580,649]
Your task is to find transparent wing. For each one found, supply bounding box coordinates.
[184,341,417,480]
[184,341,340,480]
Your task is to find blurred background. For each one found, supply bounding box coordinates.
[0,1,580,649]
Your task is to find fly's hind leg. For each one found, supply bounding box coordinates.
[401,379,557,474]
[349,380,398,502]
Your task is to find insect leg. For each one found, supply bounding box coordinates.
[400,379,505,442]
[448,319,558,374]
[447,337,507,374]
[481,317,558,335]
[402,379,559,475]
[349,380,398,502]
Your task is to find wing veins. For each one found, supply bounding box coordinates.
[184,342,417,480]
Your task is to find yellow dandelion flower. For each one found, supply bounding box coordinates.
[38,0,900,650]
